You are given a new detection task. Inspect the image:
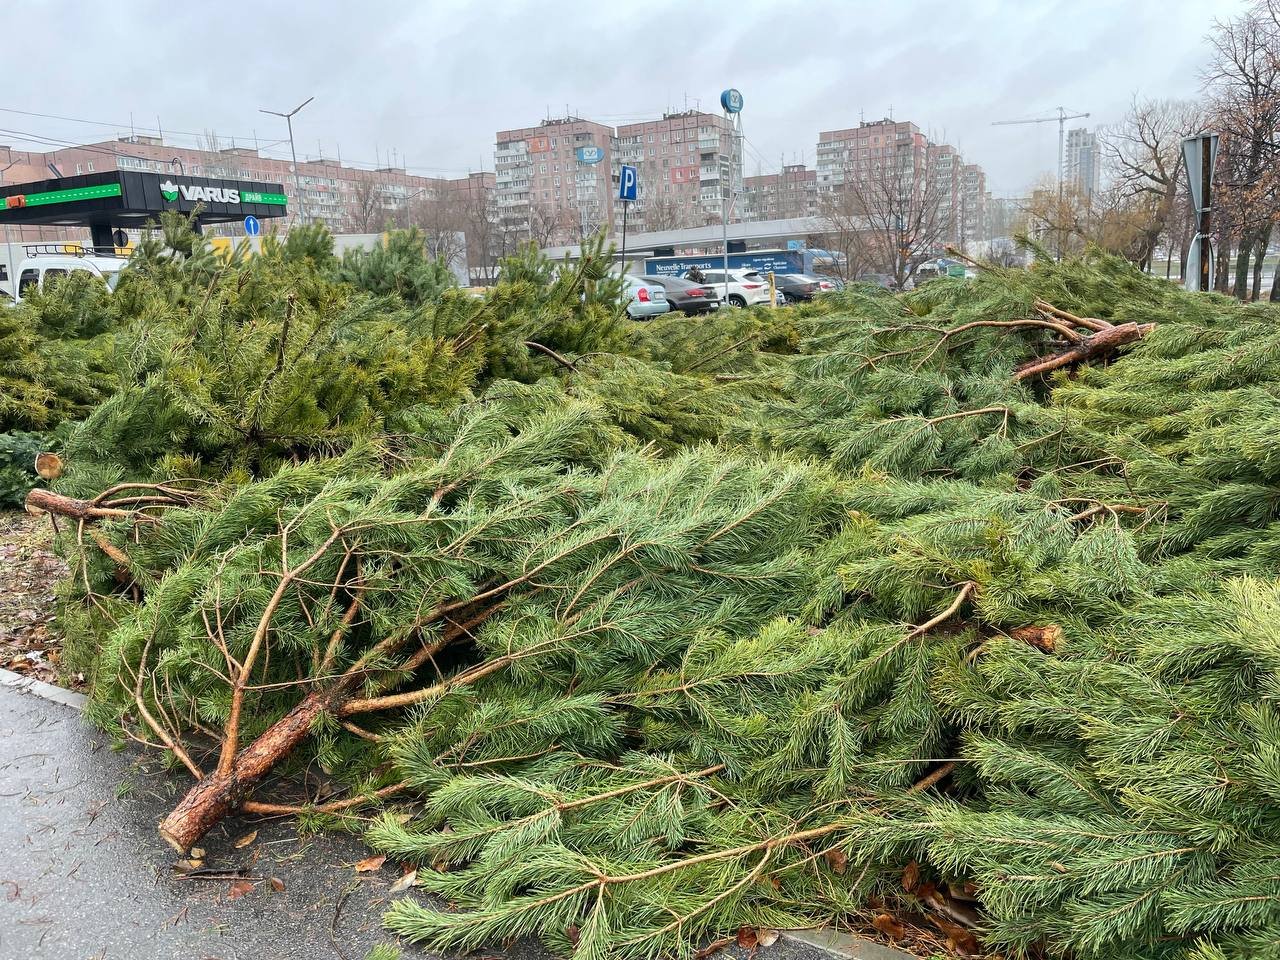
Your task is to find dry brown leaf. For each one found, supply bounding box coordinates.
[824,848,848,875]
[177,858,203,871]
[270,877,285,893]
[902,860,920,892]
[227,880,254,900]
[928,916,981,956]
[737,925,759,950]
[388,869,418,894]
[189,847,206,860]
[234,830,258,849]
[756,929,779,947]
[872,913,906,940]
[355,854,387,873]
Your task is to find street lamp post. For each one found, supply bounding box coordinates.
[260,97,315,223]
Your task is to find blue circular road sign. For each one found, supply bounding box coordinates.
[244,215,261,237]
[720,89,743,114]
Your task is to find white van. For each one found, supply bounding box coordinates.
[0,243,125,304]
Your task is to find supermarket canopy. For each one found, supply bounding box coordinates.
[0,170,287,247]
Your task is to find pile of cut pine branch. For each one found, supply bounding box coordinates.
[29,241,1280,960]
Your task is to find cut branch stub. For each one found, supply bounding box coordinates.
[1014,322,1155,381]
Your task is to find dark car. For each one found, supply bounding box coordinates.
[775,274,821,302]
[640,275,720,314]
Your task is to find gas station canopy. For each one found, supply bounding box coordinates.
[0,170,288,248]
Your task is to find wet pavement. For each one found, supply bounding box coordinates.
[0,673,912,960]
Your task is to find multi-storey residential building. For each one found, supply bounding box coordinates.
[959,164,989,248]
[1066,127,1101,200]
[494,117,617,246]
[0,136,477,240]
[928,143,963,243]
[614,111,742,232]
[815,119,929,193]
[742,164,818,221]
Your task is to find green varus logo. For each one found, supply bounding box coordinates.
[160,180,179,202]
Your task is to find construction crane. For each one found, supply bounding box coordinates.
[992,106,1091,196]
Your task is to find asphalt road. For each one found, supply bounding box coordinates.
[0,674,913,960]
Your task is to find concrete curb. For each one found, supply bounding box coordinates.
[782,929,916,960]
[0,665,88,710]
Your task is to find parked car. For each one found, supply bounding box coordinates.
[640,275,718,315]
[0,243,125,305]
[700,269,773,308]
[621,274,670,319]
[776,274,821,303]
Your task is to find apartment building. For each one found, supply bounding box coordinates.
[815,119,929,192]
[0,137,476,240]
[494,117,617,246]
[614,110,742,233]
[960,164,988,248]
[741,164,818,221]
[1066,127,1101,200]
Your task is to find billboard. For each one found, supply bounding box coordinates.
[576,145,604,164]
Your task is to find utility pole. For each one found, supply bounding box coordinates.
[992,107,1089,258]
[260,97,315,224]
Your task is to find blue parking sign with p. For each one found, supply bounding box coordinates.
[619,165,637,202]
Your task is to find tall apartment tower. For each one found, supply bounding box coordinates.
[1066,128,1101,200]
[494,117,618,246]
[614,111,742,232]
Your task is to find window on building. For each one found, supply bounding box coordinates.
[540,163,546,173]
[647,134,654,143]
[551,138,556,147]
[87,161,95,171]
[649,148,656,157]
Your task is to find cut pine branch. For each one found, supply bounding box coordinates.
[1014,322,1155,381]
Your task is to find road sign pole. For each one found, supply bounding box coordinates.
[620,200,629,276]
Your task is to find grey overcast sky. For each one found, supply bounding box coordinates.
[3,0,1252,195]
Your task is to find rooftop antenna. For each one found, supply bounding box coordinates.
[889,104,894,120]
[156,116,164,145]
[859,107,865,123]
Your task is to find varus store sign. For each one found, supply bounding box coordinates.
[159,179,287,207]
[161,180,238,204]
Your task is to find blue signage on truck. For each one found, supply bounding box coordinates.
[643,249,806,277]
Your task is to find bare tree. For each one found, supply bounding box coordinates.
[408,190,469,277]
[348,179,385,234]
[1207,5,1280,298]
[816,189,870,282]
[1101,98,1204,271]
[639,195,687,233]
[527,204,562,249]
[827,154,953,287]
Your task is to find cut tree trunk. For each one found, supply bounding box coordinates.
[1013,322,1154,381]
[159,685,348,852]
